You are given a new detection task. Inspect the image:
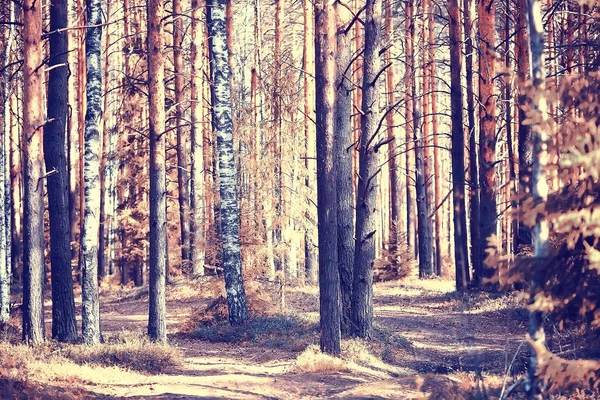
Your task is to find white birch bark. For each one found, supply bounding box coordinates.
[81,0,103,345]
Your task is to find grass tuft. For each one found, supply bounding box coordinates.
[192,315,318,351]
[61,331,182,373]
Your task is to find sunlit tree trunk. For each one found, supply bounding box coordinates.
[315,0,341,355]
[477,0,497,285]
[464,0,480,276]
[334,2,354,336]
[45,0,78,342]
[207,0,250,325]
[352,0,382,339]
[22,0,46,343]
[384,0,401,256]
[405,0,416,257]
[190,0,206,277]
[0,0,15,325]
[148,0,168,342]
[80,0,103,346]
[303,0,318,285]
[525,0,548,396]
[449,0,470,290]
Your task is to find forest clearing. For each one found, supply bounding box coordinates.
[2,0,600,397]
[2,274,532,399]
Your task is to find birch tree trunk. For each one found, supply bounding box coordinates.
[525,0,549,395]
[207,0,249,325]
[315,0,341,355]
[449,0,470,290]
[45,0,79,343]
[22,0,46,343]
[464,0,480,277]
[334,3,354,336]
[351,0,381,339]
[0,0,15,325]
[148,0,168,342]
[190,0,206,277]
[81,0,103,346]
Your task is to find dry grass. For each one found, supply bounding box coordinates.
[60,330,182,373]
[295,339,408,377]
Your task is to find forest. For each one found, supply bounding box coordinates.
[1,0,600,397]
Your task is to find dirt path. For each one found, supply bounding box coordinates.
[78,276,527,399]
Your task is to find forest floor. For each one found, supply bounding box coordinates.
[1,272,532,399]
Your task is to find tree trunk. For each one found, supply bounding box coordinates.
[515,0,532,250]
[45,0,78,343]
[22,0,46,343]
[303,0,318,285]
[190,0,206,277]
[334,3,354,336]
[405,0,416,258]
[0,0,15,325]
[415,102,434,278]
[81,0,103,346]
[477,0,497,285]
[173,0,190,264]
[525,0,548,396]
[315,0,341,355]
[449,0,470,290]
[351,0,381,339]
[148,0,168,342]
[464,0,480,279]
[207,0,250,325]
[385,0,401,252]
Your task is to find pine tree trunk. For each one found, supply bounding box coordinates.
[207,0,250,325]
[415,102,434,278]
[477,0,497,285]
[351,0,381,339]
[449,0,470,290]
[385,0,401,252]
[0,0,15,325]
[45,0,79,343]
[334,3,354,336]
[525,0,548,396]
[303,0,318,286]
[405,0,416,258]
[81,0,103,346]
[190,0,206,277]
[515,0,532,250]
[22,0,46,343]
[315,0,341,355]
[173,0,190,264]
[148,0,168,342]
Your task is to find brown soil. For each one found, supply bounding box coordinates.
[66,274,527,399]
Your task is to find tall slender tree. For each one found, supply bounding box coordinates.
[45,0,79,343]
[352,0,382,339]
[449,0,470,289]
[334,2,354,336]
[477,0,497,285]
[207,0,250,325]
[0,0,15,326]
[190,0,205,277]
[315,0,341,355]
[148,0,168,342]
[22,0,46,344]
[525,0,549,395]
[405,0,416,257]
[81,0,103,346]
[173,0,190,264]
